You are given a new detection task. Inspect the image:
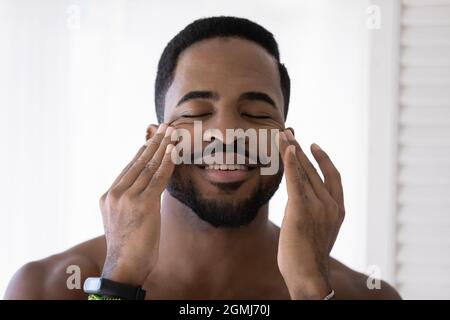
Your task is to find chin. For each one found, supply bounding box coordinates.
[190,169,261,196]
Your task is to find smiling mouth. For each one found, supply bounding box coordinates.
[195,163,257,183]
[202,164,251,170]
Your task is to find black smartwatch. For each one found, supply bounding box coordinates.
[83,277,146,300]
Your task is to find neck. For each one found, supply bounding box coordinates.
[154,191,279,286]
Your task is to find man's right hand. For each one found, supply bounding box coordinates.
[99,123,176,287]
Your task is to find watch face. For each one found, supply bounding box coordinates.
[83,277,101,293]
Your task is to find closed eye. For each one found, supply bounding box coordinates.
[242,113,271,119]
[181,113,212,118]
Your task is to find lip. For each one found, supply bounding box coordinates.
[195,165,256,183]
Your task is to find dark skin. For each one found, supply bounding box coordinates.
[5,37,401,300]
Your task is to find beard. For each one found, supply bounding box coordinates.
[166,166,283,228]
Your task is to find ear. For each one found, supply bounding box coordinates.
[145,124,159,141]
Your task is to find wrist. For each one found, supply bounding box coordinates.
[101,258,149,287]
[284,273,332,300]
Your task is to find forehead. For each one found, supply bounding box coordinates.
[165,37,283,109]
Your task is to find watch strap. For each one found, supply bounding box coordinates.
[84,277,146,300]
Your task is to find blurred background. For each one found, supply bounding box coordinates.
[0,0,449,299]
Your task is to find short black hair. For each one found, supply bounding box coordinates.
[154,16,290,123]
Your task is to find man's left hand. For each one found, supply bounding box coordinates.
[277,129,345,300]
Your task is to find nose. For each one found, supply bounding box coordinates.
[208,108,241,142]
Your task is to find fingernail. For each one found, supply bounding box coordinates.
[312,143,322,151]
[165,126,174,138]
[165,144,174,154]
[285,129,294,141]
[157,123,168,134]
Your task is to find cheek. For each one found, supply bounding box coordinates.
[172,165,193,183]
[246,129,280,163]
[259,172,276,184]
[175,165,207,187]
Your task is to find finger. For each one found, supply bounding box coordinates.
[109,144,146,189]
[279,132,316,203]
[131,127,176,192]
[115,123,168,190]
[146,144,176,194]
[285,129,330,201]
[311,143,345,215]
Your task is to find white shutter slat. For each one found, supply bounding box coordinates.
[402,6,450,26]
[399,165,450,186]
[403,0,450,7]
[399,146,450,165]
[398,205,450,225]
[401,27,450,46]
[397,0,450,299]
[400,67,450,86]
[398,224,450,245]
[400,87,450,108]
[399,106,450,126]
[398,245,450,265]
[398,185,450,206]
[401,47,450,67]
[396,265,450,286]
[399,127,450,146]
[398,284,450,299]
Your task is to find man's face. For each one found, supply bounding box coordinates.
[163,37,285,228]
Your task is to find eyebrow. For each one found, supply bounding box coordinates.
[175,90,277,108]
[238,91,276,108]
[176,91,219,106]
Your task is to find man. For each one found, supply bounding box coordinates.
[5,16,400,299]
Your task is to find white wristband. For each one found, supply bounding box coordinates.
[323,289,335,300]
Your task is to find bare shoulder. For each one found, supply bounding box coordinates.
[329,258,401,300]
[4,236,106,300]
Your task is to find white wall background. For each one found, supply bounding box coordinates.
[0,0,372,297]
